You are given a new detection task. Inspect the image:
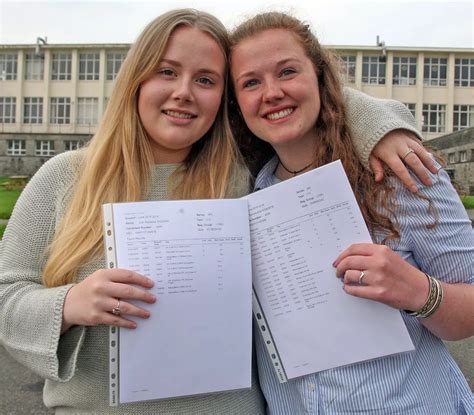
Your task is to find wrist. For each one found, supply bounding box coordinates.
[405,274,444,318]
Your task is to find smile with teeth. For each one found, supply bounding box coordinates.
[266,107,294,121]
[163,110,195,119]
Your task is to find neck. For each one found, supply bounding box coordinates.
[273,146,315,180]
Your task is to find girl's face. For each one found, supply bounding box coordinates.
[231,29,321,155]
[138,26,226,163]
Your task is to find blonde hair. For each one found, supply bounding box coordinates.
[230,12,399,239]
[43,9,245,287]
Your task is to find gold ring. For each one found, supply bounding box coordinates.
[402,148,415,161]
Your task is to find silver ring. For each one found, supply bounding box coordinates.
[358,271,366,285]
[112,299,121,316]
[402,148,415,161]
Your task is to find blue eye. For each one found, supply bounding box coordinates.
[158,68,175,77]
[196,77,214,85]
[280,68,296,77]
[243,79,259,88]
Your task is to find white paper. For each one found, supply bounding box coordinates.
[246,160,414,380]
[106,199,252,403]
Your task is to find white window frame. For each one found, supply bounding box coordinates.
[0,53,18,80]
[448,153,456,164]
[7,139,26,156]
[393,57,417,85]
[0,97,16,123]
[25,53,44,80]
[106,52,126,80]
[423,57,447,86]
[339,55,356,83]
[422,104,446,133]
[77,97,98,125]
[79,53,100,80]
[455,58,474,87]
[459,151,467,163]
[50,97,71,124]
[51,52,72,80]
[23,97,43,124]
[453,105,474,131]
[35,140,55,156]
[64,140,82,151]
[362,56,386,85]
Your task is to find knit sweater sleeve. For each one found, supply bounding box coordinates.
[343,87,423,167]
[0,151,86,382]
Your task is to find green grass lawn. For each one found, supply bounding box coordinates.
[0,176,25,221]
[0,224,5,239]
[461,196,474,209]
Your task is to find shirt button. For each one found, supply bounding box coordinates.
[309,383,316,391]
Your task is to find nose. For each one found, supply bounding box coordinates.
[263,79,284,102]
[172,78,193,102]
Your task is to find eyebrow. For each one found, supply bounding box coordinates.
[234,58,300,83]
[159,58,223,79]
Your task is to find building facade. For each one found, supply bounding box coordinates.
[0,42,473,178]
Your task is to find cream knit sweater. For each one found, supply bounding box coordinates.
[0,89,419,413]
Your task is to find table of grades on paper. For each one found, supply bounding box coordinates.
[246,160,414,380]
[103,198,252,403]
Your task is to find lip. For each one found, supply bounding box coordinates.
[262,105,296,123]
[162,108,197,124]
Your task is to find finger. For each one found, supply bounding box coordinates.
[408,140,438,173]
[333,243,376,266]
[101,313,138,329]
[108,283,157,304]
[342,284,381,302]
[369,156,384,182]
[335,256,372,278]
[109,269,155,288]
[342,269,369,286]
[387,158,418,193]
[107,298,151,319]
[403,153,432,186]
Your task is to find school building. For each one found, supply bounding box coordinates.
[0,41,473,191]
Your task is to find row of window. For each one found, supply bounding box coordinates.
[0,97,99,124]
[0,52,126,81]
[340,56,474,87]
[6,139,83,156]
[447,149,474,164]
[1,96,472,133]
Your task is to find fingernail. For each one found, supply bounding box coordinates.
[147,278,155,286]
[410,185,418,193]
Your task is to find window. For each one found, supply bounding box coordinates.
[423,57,447,86]
[0,53,18,80]
[35,140,55,156]
[51,53,72,80]
[106,52,126,80]
[362,56,386,84]
[77,97,98,125]
[404,103,416,119]
[25,53,44,80]
[339,55,356,83]
[422,104,446,133]
[0,97,16,123]
[23,97,43,124]
[448,153,455,164]
[459,151,467,162]
[50,97,71,124]
[7,139,26,155]
[453,105,474,131]
[455,58,474,87]
[393,57,417,85]
[79,53,100,80]
[65,140,82,151]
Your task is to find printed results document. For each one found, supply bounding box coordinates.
[103,199,252,404]
[245,160,414,381]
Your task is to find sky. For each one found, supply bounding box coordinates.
[0,0,472,48]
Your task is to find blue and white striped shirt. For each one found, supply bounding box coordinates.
[254,157,474,414]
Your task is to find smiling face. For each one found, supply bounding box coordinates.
[231,28,321,156]
[138,26,226,163]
